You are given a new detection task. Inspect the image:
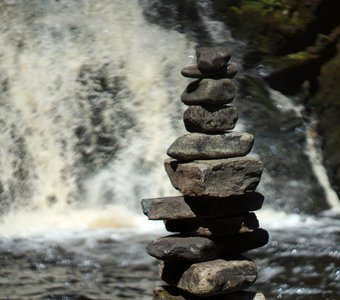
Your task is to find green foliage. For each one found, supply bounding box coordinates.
[215,0,320,54]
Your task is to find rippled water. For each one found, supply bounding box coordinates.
[0,212,339,299]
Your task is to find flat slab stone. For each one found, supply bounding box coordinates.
[153,286,266,300]
[183,105,238,133]
[181,79,235,105]
[141,193,264,220]
[196,47,231,73]
[181,63,237,79]
[167,132,254,161]
[146,229,269,262]
[160,258,257,296]
[164,213,259,236]
[164,157,263,197]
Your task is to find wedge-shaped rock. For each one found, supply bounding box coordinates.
[181,79,235,105]
[164,157,262,197]
[141,193,264,220]
[181,64,237,79]
[167,132,253,161]
[196,47,231,72]
[160,258,257,296]
[164,213,259,236]
[153,286,266,300]
[147,229,269,262]
[183,105,238,133]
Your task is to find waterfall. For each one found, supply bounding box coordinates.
[0,0,194,233]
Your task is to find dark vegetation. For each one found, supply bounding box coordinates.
[209,0,340,196]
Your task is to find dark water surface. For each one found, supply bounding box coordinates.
[0,214,339,300]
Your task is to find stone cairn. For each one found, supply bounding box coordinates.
[141,47,269,300]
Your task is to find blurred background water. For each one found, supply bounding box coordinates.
[0,1,339,299]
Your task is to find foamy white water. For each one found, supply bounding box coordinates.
[0,0,194,234]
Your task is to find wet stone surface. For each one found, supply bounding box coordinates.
[146,229,269,262]
[181,79,235,105]
[164,157,263,197]
[159,258,257,296]
[141,193,264,220]
[167,132,253,161]
[183,105,238,133]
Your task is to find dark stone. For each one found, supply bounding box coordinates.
[181,64,237,79]
[181,79,235,105]
[183,105,238,133]
[153,286,266,300]
[141,193,264,220]
[164,213,259,236]
[167,132,253,161]
[196,47,231,73]
[146,229,269,262]
[164,157,263,197]
[160,257,257,296]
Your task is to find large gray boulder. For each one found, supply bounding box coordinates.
[141,193,264,220]
[164,157,263,197]
[183,105,238,133]
[181,79,235,105]
[167,132,254,161]
[147,229,269,262]
[160,258,257,296]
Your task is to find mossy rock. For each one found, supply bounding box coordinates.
[211,0,322,55]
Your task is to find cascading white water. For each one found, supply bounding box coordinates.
[0,0,194,234]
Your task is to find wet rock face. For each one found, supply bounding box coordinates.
[181,78,235,105]
[160,258,257,296]
[164,157,263,197]
[147,229,269,262]
[167,132,254,161]
[183,105,238,133]
[196,47,231,73]
[141,46,268,299]
[141,193,264,220]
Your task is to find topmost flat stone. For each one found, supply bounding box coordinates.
[196,47,231,73]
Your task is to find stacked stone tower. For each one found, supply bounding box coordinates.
[141,47,268,300]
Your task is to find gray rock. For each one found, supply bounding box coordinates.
[141,193,264,220]
[164,213,259,236]
[146,229,269,262]
[196,47,231,73]
[181,79,235,105]
[164,157,263,197]
[183,105,238,133]
[181,64,237,79]
[167,132,253,161]
[153,286,266,300]
[160,258,257,296]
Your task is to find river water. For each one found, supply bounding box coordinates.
[0,1,339,299]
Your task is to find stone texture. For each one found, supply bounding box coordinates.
[167,132,254,161]
[196,47,231,73]
[146,229,269,262]
[153,286,266,300]
[183,105,238,133]
[160,258,257,296]
[141,193,264,220]
[164,213,259,236]
[181,79,235,105]
[164,157,263,197]
[181,64,237,79]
